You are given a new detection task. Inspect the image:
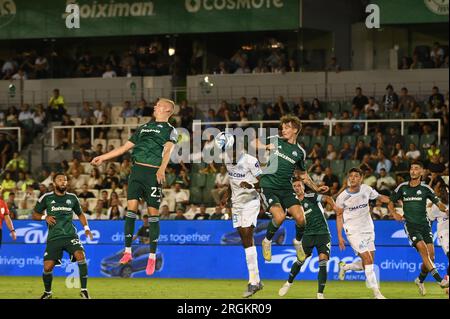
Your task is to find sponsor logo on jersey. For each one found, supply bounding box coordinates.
[403,197,423,201]
[140,129,160,134]
[228,171,245,178]
[273,150,296,164]
[51,206,73,212]
[348,203,368,211]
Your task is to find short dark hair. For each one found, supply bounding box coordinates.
[53,172,66,181]
[348,167,363,176]
[410,161,424,169]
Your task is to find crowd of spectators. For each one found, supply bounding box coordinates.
[399,42,449,70]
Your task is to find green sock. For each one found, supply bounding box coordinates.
[78,260,88,289]
[318,260,328,293]
[265,219,280,241]
[288,260,304,283]
[149,215,160,254]
[295,224,305,242]
[418,270,428,283]
[42,271,53,293]
[430,268,443,283]
[124,211,137,248]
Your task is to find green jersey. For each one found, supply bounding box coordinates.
[300,193,330,235]
[129,121,178,166]
[390,182,440,226]
[260,136,306,190]
[34,192,82,242]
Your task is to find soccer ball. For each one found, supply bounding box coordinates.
[215,132,234,151]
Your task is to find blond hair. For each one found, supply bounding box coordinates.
[158,98,175,112]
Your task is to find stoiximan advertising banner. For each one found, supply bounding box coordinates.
[0,0,301,39]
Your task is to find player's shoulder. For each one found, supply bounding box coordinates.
[243,153,258,164]
[360,183,373,192]
[420,182,435,193]
[66,192,81,201]
[394,181,409,192]
[37,191,54,203]
[267,134,280,142]
[304,192,317,200]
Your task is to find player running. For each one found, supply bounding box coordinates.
[428,184,449,295]
[254,115,328,262]
[336,167,391,299]
[32,173,93,299]
[221,137,264,298]
[91,98,177,275]
[0,197,16,248]
[279,179,337,299]
[388,161,449,294]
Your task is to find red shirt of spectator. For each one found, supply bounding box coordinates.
[0,199,10,229]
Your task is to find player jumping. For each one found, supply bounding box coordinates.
[32,173,93,299]
[253,115,328,262]
[91,98,177,275]
[221,136,264,298]
[388,161,449,294]
[336,167,391,299]
[279,179,337,299]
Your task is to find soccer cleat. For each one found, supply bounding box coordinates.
[338,261,347,281]
[80,290,91,299]
[374,292,386,299]
[414,278,426,296]
[146,257,156,276]
[278,282,292,297]
[293,239,306,262]
[439,278,449,289]
[119,252,132,264]
[243,282,264,298]
[40,292,52,299]
[262,238,272,261]
[317,293,325,299]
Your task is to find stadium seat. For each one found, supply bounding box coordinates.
[310,136,326,147]
[341,101,352,112]
[107,139,121,150]
[15,191,26,201]
[202,189,215,207]
[190,173,206,188]
[86,198,97,211]
[139,116,152,124]
[330,160,345,173]
[205,174,216,190]
[420,134,436,147]
[341,135,356,146]
[297,135,311,147]
[327,101,341,114]
[189,187,203,205]
[357,135,371,145]
[26,199,37,209]
[72,117,82,126]
[125,117,139,125]
[111,106,123,122]
[326,136,341,149]
[88,189,99,198]
[345,160,361,172]
[388,112,403,119]
[106,128,120,139]
[405,135,420,147]
[205,207,215,216]
[93,138,107,150]
[100,189,113,197]
[80,162,92,174]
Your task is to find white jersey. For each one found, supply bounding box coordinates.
[428,204,449,235]
[336,184,380,234]
[225,153,262,208]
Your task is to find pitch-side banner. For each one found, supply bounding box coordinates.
[0,220,447,281]
[0,0,300,40]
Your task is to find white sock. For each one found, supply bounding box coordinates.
[344,260,364,271]
[125,247,132,254]
[149,253,156,260]
[245,246,260,285]
[364,264,380,292]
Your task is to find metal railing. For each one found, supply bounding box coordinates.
[51,118,442,150]
[0,127,22,151]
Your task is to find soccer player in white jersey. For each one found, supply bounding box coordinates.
[428,185,449,295]
[335,167,391,299]
[221,137,264,298]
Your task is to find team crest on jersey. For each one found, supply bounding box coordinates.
[66,199,72,205]
[278,145,282,149]
[304,202,309,208]
[292,151,298,157]
[417,190,422,195]
[403,192,406,195]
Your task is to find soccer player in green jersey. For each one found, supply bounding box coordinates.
[91,98,177,275]
[253,115,329,261]
[32,173,93,299]
[388,161,449,292]
[278,179,337,299]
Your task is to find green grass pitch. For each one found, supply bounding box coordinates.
[0,277,448,299]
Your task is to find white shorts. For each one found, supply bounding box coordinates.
[438,230,449,255]
[232,199,260,228]
[346,231,376,255]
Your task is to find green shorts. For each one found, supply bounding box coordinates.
[44,237,84,265]
[404,222,433,247]
[302,234,331,257]
[260,187,300,211]
[128,164,161,209]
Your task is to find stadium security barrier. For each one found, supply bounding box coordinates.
[1,220,446,281]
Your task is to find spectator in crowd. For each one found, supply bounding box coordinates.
[323,111,336,130]
[6,192,18,219]
[362,169,377,188]
[310,164,325,185]
[78,184,95,199]
[18,104,34,136]
[178,100,193,129]
[391,142,406,160]
[5,106,19,126]
[193,204,210,220]
[12,68,27,81]
[210,206,225,220]
[102,167,120,189]
[376,168,396,196]
[322,167,339,194]
[382,84,399,112]
[247,97,263,121]
[1,172,16,200]
[307,143,324,161]
[159,205,172,220]
[38,183,48,197]
[0,134,12,169]
[107,198,125,220]
[93,101,105,123]
[174,208,187,220]
[354,140,371,161]
[427,155,446,174]
[135,99,152,118]
[102,64,117,78]
[405,143,421,160]
[262,106,280,124]
[338,142,353,160]
[132,214,150,243]
[399,56,411,69]
[326,144,337,160]
[273,96,290,116]
[79,102,94,125]
[5,152,27,174]
[48,89,66,121]
[80,201,93,218]
[359,154,374,174]
[425,172,445,193]
[32,104,46,134]
[398,87,416,112]
[430,42,445,67]
[92,200,108,220]
[385,127,404,151]
[87,168,103,190]
[352,87,369,111]
[310,98,322,114]
[15,171,27,190]
[375,152,392,174]
[120,101,135,118]
[410,53,423,69]
[174,182,189,211]
[391,155,409,175]
[67,158,85,175]
[211,165,229,205]
[326,56,340,72]
[68,169,86,191]
[428,86,445,111]
[119,159,131,183]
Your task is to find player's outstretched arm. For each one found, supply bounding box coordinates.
[78,212,93,241]
[387,201,404,221]
[323,195,338,212]
[32,211,56,225]
[436,201,449,215]
[157,141,175,184]
[298,171,329,193]
[91,141,135,166]
[335,207,346,250]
